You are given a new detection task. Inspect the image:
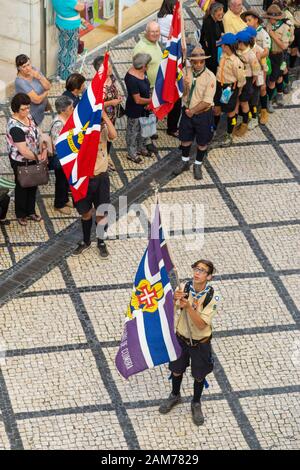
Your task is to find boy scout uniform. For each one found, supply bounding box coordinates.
[267,21,290,81]
[169,283,219,381]
[215,53,246,112]
[237,46,261,102]
[179,66,216,146]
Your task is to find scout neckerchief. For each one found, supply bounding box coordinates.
[190,284,211,309]
[187,66,206,108]
[269,20,284,52]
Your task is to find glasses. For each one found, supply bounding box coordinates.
[19,105,30,111]
[193,267,209,275]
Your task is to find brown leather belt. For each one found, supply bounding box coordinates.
[176,333,212,346]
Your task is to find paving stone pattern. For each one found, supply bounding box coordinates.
[0,0,299,450]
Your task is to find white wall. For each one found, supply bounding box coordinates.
[0,0,42,67]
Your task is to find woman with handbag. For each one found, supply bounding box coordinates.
[15,54,51,126]
[124,53,154,163]
[6,93,48,226]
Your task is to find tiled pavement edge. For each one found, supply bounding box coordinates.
[0,0,300,450]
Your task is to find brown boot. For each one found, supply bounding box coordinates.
[260,108,269,125]
[234,122,248,137]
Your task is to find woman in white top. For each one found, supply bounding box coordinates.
[157,0,177,45]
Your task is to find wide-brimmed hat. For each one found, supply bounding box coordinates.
[188,47,210,60]
[264,4,285,20]
[216,33,237,46]
[241,9,263,24]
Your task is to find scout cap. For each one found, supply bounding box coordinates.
[236,29,253,42]
[244,26,257,37]
[216,33,237,46]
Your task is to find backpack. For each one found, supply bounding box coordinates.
[183,281,214,309]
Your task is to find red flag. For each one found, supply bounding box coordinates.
[55,53,109,202]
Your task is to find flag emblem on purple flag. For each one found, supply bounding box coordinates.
[115,204,182,379]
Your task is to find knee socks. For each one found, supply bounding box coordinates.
[81,218,92,245]
[195,149,207,165]
[172,374,183,396]
[193,379,205,403]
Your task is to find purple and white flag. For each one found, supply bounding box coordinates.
[115,204,182,379]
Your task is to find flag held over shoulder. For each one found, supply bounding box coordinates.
[150,0,183,120]
[55,53,109,202]
[115,203,182,379]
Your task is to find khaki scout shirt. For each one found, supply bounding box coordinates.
[236,47,261,77]
[216,53,246,88]
[175,283,219,341]
[182,67,216,109]
[94,126,109,176]
[266,21,291,53]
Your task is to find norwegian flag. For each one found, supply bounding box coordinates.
[149,1,183,120]
[55,53,109,202]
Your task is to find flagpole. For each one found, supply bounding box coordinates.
[180,0,187,64]
[154,185,193,346]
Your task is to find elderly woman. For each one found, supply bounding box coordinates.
[50,96,74,215]
[51,0,85,80]
[15,54,51,126]
[6,93,47,226]
[93,55,123,170]
[125,53,153,163]
[200,3,225,74]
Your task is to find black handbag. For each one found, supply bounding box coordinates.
[17,159,49,188]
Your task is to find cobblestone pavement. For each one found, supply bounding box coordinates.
[0,0,300,450]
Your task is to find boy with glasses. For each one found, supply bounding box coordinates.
[159,259,220,426]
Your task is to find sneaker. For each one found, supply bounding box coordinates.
[0,219,10,225]
[151,133,158,140]
[259,109,269,125]
[276,93,284,105]
[158,393,182,414]
[193,164,203,180]
[248,117,259,131]
[267,100,275,113]
[173,160,190,176]
[98,241,109,258]
[220,133,233,147]
[54,206,71,215]
[191,401,205,426]
[72,241,91,256]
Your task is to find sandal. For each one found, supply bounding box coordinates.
[108,156,116,172]
[127,154,142,163]
[27,214,42,222]
[167,130,179,138]
[17,217,27,226]
[137,148,152,157]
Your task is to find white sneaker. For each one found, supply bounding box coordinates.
[248,117,259,131]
